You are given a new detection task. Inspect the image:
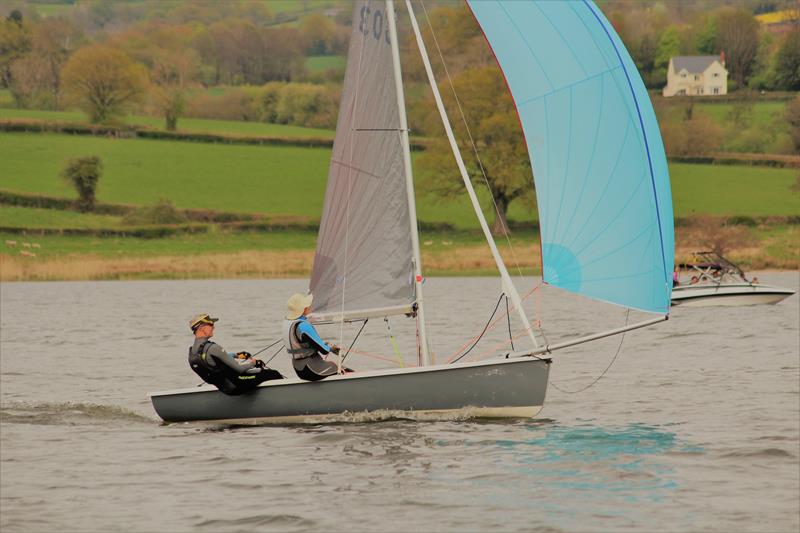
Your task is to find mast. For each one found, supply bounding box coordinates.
[404,0,539,349]
[387,0,432,366]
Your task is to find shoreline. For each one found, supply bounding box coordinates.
[1,244,797,282]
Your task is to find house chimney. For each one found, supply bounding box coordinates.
[720,50,726,67]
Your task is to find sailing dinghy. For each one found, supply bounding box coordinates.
[150,0,674,424]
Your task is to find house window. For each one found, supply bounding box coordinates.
[713,73,719,78]
[694,74,700,80]
[678,89,686,95]
[713,87,720,94]
[698,88,704,95]
[681,73,687,78]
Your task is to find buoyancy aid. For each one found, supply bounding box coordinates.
[188,340,238,394]
[283,318,316,360]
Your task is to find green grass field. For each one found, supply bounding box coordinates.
[0,205,121,229]
[305,55,346,72]
[0,108,335,139]
[669,163,799,216]
[0,132,531,228]
[696,101,786,128]
[2,133,798,229]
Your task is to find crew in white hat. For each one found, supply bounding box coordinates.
[282,293,351,380]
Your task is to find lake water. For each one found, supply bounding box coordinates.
[1,273,798,532]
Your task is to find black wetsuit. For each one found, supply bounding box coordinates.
[188,337,282,395]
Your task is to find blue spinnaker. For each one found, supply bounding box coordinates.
[467,0,674,314]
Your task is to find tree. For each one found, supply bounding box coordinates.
[694,16,717,54]
[61,44,147,123]
[418,67,533,236]
[786,96,800,155]
[654,26,681,86]
[16,18,82,109]
[61,156,102,212]
[150,49,198,130]
[0,11,31,90]
[773,29,800,91]
[715,8,759,89]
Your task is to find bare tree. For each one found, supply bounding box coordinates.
[715,8,759,89]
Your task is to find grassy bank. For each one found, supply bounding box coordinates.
[1,224,797,281]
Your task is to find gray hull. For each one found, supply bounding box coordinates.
[150,356,551,424]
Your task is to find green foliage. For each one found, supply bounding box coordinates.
[773,30,800,91]
[60,155,101,211]
[258,82,339,129]
[695,17,717,54]
[786,96,800,154]
[61,44,147,124]
[0,13,31,90]
[185,87,257,122]
[418,66,533,235]
[121,199,188,226]
[655,26,681,70]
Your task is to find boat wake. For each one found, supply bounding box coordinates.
[196,407,528,430]
[0,401,153,426]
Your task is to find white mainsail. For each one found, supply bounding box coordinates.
[310,0,418,321]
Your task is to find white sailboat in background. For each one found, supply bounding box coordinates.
[672,251,795,306]
[150,0,675,424]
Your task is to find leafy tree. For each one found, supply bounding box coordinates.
[150,49,198,130]
[7,18,79,109]
[773,29,800,91]
[715,8,759,89]
[0,11,30,90]
[695,16,717,54]
[61,44,147,123]
[654,26,681,86]
[61,156,102,212]
[786,96,800,155]
[300,13,344,55]
[418,67,533,236]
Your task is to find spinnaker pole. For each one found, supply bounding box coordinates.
[387,0,432,366]
[404,0,539,349]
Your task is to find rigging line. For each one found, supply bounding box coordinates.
[449,293,505,364]
[505,295,515,352]
[419,0,526,281]
[385,316,405,368]
[444,282,543,362]
[548,308,630,394]
[470,320,545,361]
[264,343,286,365]
[341,319,369,365]
[251,338,283,357]
[345,347,407,366]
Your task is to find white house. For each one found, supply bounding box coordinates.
[662,55,728,97]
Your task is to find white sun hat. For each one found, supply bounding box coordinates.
[286,293,313,320]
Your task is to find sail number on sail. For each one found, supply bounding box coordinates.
[359,5,391,45]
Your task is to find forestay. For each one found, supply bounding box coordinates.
[310,0,416,319]
[468,0,675,315]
